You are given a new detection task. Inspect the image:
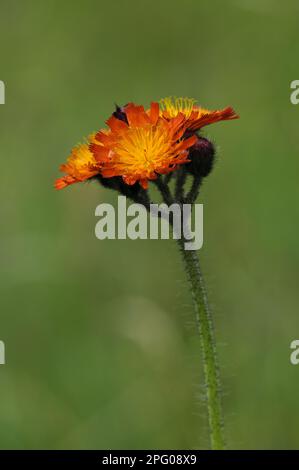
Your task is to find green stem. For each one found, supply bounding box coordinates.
[175,167,187,201]
[178,243,225,450]
[154,178,173,205]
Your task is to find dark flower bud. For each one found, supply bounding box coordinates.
[95,175,146,203]
[117,180,144,200]
[186,137,215,178]
[113,104,128,124]
[96,174,122,191]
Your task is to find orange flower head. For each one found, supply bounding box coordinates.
[90,102,197,189]
[160,96,239,131]
[55,138,101,190]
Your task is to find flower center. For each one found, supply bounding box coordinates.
[114,124,172,175]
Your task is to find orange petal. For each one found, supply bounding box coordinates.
[122,174,138,186]
[168,113,188,138]
[54,175,77,190]
[101,168,118,178]
[106,115,128,133]
[95,130,114,146]
[189,106,239,130]
[90,143,111,162]
[149,102,159,125]
[125,103,151,127]
[140,179,149,189]
[178,134,198,151]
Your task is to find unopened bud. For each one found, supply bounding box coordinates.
[187,137,215,177]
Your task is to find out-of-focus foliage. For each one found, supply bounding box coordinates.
[0,0,299,449]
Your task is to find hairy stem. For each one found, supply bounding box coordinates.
[175,167,187,201]
[178,242,225,450]
[154,178,174,205]
[150,175,225,448]
[184,175,202,204]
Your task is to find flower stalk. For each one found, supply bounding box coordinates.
[178,241,225,450]
[154,162,225,449]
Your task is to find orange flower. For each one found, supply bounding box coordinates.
[90,102,197,189]
[55,98,239,191]
[55,138,101,190]
[160,97,239,131]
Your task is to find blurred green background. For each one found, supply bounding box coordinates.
[0,0,299,450]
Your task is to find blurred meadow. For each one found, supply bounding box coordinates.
[0,0,299,449]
